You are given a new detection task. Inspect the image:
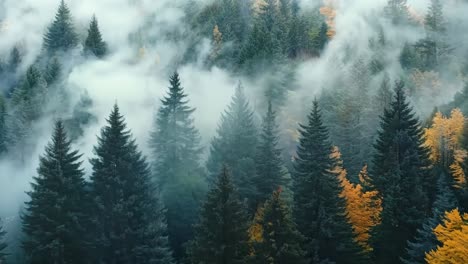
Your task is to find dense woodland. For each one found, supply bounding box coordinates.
[0,0,468,263]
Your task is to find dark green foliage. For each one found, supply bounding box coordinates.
[188,166,250,264]
[90,105,174,264]
[207,84,258,207]
[43,0,78,53]
[63,92,97,141]
[22,120,89,263]
[45,57,61,85]
[313,22,329,54]
[0,218,7,262]
[292,100,365,263]
[458,120,468,212]
[8,46,22,72]
[254,102,288,206]
[400,42,419,70]
[401,173,457,264]
[149,72,206,259]
[370,81,433,264]
[84,15,107,58]
[250,190,308,264]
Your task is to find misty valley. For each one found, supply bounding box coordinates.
[0,0,468,263]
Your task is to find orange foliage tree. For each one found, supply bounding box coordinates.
[425,209,468,263]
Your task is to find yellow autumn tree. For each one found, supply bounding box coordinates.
[330,147,382,252]
[425,209,468,264]
[319,0,337,38]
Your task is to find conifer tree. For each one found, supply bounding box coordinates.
[149,72,206,259]
[0,218,7,262]
[370,81,433,264]
[249,189,308,264]
[402,173,458,264]
[84,15,107,58]
[0,95,7,154]
[8,46,22,72]
[187,166,250,264]
[207,83,258,207]
[22,120,89,263]
[43,0,78,53]
[292,100,365,263]
[90,105,174,264]
[384,0,410,25]
[254,101,288,206]
[45,58,61,85]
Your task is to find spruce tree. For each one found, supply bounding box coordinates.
[187,166,250,264]
[84,15,107,58]
[370,81,433,264]
[207,83,258,207]
[45,57,61,85]
[402,173,457,264]
[8,46,22,72]
[292,100,365,263]
[91,105,174,264]
[149,72,206,259]
[0,218,7,262]
[254,101,288,206]
[384,0,410,25]
[43,0,78,53]
[22,120,89,263]
[250,190,308,264]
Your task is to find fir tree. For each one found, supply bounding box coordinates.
[402,173,458,264]
[370,81,433,264]
[254,101,288,206]
[384,0,410,25]
[187,166,250,264]
[45,57,61,85]
[0,218,7,262]
[207,83,258,207]
[43,0,78,53]
[8,46,22,72]
[149,72,206,259]
[91,105,174,264]
[22,120,89,263]
[249,189,308,264]
[292,100,365,263]
[84,15,107,58]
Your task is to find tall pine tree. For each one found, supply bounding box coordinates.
[292,100,365,263]
[149,72,206,259]
[207,83,258,208]
[249,189,308,264]
[370,81,433,264]
[22,120,89,263]
[43,0,78,53]
[187,166,250,264]
[91,105,174,264]
[84,15,107,58]
[254,101,288,206]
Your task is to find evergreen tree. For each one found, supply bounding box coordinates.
[43,0,78,53]
[402,173,458,264]
[249,190,308,264]
[188,166,250,264]
[8,46,22,72]
[22,120,89,263]
[149,72,206,259]
[254,101,288,206]
[45,57,61,85]
[91,105,174,264]
[0,218,7,262]
[370,81,433,264]
[207,83,258,207]
[384,0,410,25]
[292,100,365,263]
[84,15,107,58]
[0,95,7,154]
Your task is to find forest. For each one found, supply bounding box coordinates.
[0,0,467,263]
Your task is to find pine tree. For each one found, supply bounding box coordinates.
[370,81,433,264]
[254,101,288,206]
[188,166,250,264]
[43,0,78,53]
[91,105,174,264]
[0,95,7,154]
[84,15,107,58]
[384,0,410,25]
[21,120,89,263]
[292,100,365,263]
[45,57,61,85]
[0,218,7,262]
[249,189,308,264]
[207,83,258,207]
[402,173,458,264]
[149,72,206,259]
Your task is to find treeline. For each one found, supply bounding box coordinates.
[1,72,467,263]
